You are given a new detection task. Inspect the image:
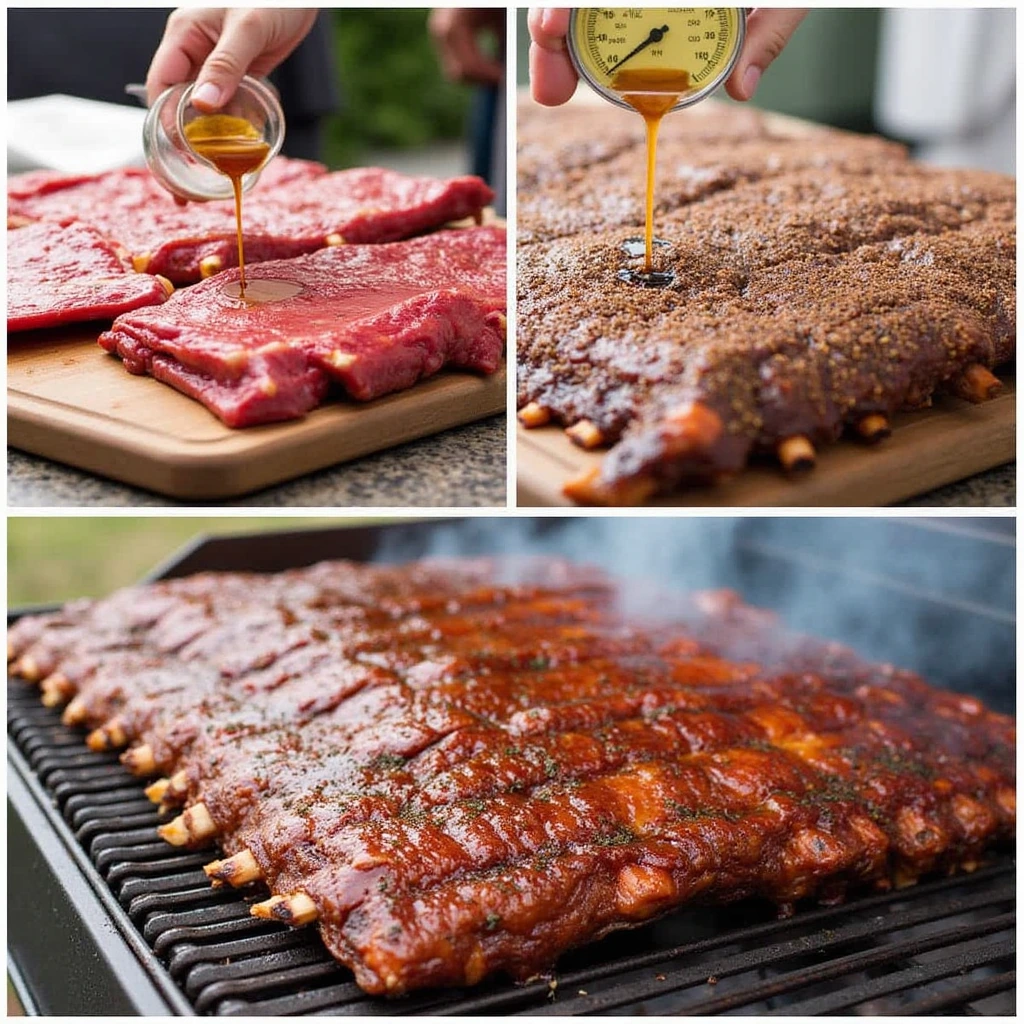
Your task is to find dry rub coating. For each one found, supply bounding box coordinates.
[9,560,1015,996]
[516,102,1015,504]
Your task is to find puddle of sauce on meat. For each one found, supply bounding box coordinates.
[611,67,692,288]
[221,279,303,304]
[183,114,270,298]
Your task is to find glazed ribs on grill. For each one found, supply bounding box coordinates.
[9,559,1015,996]
[516,101,1016,504]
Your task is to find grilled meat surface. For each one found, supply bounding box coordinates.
[9,559,1015,995]
[516,101,1016,503]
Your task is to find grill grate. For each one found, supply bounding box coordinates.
[8,675,1015,1015]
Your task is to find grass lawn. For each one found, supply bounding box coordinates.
[7,517,379,606]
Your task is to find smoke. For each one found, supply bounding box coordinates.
[374,516,1015,712]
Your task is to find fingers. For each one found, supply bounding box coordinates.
[146,9,218,106]
[145,8,317,110]
[191,9,276,111]
[528,8,577,105]
[725,8,809,101]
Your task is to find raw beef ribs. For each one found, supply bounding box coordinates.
[9,558,1015,996]
[98,226,507,426]
[8,162,494,284]
[8,220,170,332]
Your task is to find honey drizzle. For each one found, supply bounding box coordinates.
[183,114,270,296]
[610,68,692,276]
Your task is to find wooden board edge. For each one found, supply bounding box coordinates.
[517,379,1016,508]
[10,368,506,501]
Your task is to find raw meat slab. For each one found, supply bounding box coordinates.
[9,162,495,283]
[99,226,507,427]
[8,220,170,332]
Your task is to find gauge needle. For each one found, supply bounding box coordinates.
[606,25,670,75]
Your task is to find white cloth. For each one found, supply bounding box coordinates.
[874,8,1015,173]
[7,94,146,175]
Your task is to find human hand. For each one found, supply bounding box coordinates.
[428,8,505,87]
[146,8,317,110]
[528,8,809,106]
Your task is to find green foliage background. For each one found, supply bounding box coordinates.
[7,517,375,605]
[323,8,472,167]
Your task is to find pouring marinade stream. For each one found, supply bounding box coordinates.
[183,114,271,298]
[567,8,746,288]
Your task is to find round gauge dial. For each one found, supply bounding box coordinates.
[567,8,746,113]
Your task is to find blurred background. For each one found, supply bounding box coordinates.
[8,7,506,208]
[8,515,1015,712]
[515,7,1015,173]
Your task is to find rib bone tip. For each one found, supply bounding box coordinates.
[517,402,551,429]
[121,743,156,776]
[17,655,41,682]
[778,435,816,474]
[145,778,171,804]
[251,892,318,926]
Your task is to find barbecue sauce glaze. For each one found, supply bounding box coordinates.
[611,68,691,288]
[184,114,270,298]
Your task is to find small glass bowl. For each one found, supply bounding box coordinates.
[143,75,284,202]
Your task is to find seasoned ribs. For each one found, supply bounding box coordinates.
[97,226,506,426]
[9,558,1014,996]
[8,221,171,332]
[516,101,1015,504]
[8,162,494,284]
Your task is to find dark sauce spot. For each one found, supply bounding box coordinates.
[618,267,676,288]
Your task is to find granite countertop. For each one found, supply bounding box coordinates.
[9,434,1012,507]
[7,416,506,508]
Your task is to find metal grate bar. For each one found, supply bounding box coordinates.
[524,907,1015,1015]
[764,935,1015,1015]
[898,969,1016,1015]
[441,865,1013,1015]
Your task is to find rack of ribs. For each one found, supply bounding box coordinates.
[97,226,506,426]
[516,102,1015,504]
[8,221,172,332]
[8,161,494,285]
[9,559,1014,995]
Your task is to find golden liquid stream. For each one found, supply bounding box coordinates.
[611,68,692,274]
[183,114,270,297]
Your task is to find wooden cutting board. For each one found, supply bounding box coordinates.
[517,374,1015,507]
[8,218,506,501]
[8,332,506,501]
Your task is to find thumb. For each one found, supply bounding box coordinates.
[726,8,808,102]
[191,12,270,111]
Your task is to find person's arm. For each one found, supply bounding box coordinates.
[528,7,808,107]
[428,8,504,86]
[145,8,317,109]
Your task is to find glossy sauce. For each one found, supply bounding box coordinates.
[183,114,271,297]
[221,279,303,304]
[611,68,692,287]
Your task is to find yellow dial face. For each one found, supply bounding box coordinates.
[568,8,745,110]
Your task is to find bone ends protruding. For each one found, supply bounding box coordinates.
[855,414,891,443]
[205,848,262,888]
[158,802,216,847]
[86,717,127,752]
[146,769,188,806]
[121,743,157,776]
[518,402,551,429]
[40,673,74,707]
[777,436,816,474]
[953,364,1002,404]
[251,892,318,927]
